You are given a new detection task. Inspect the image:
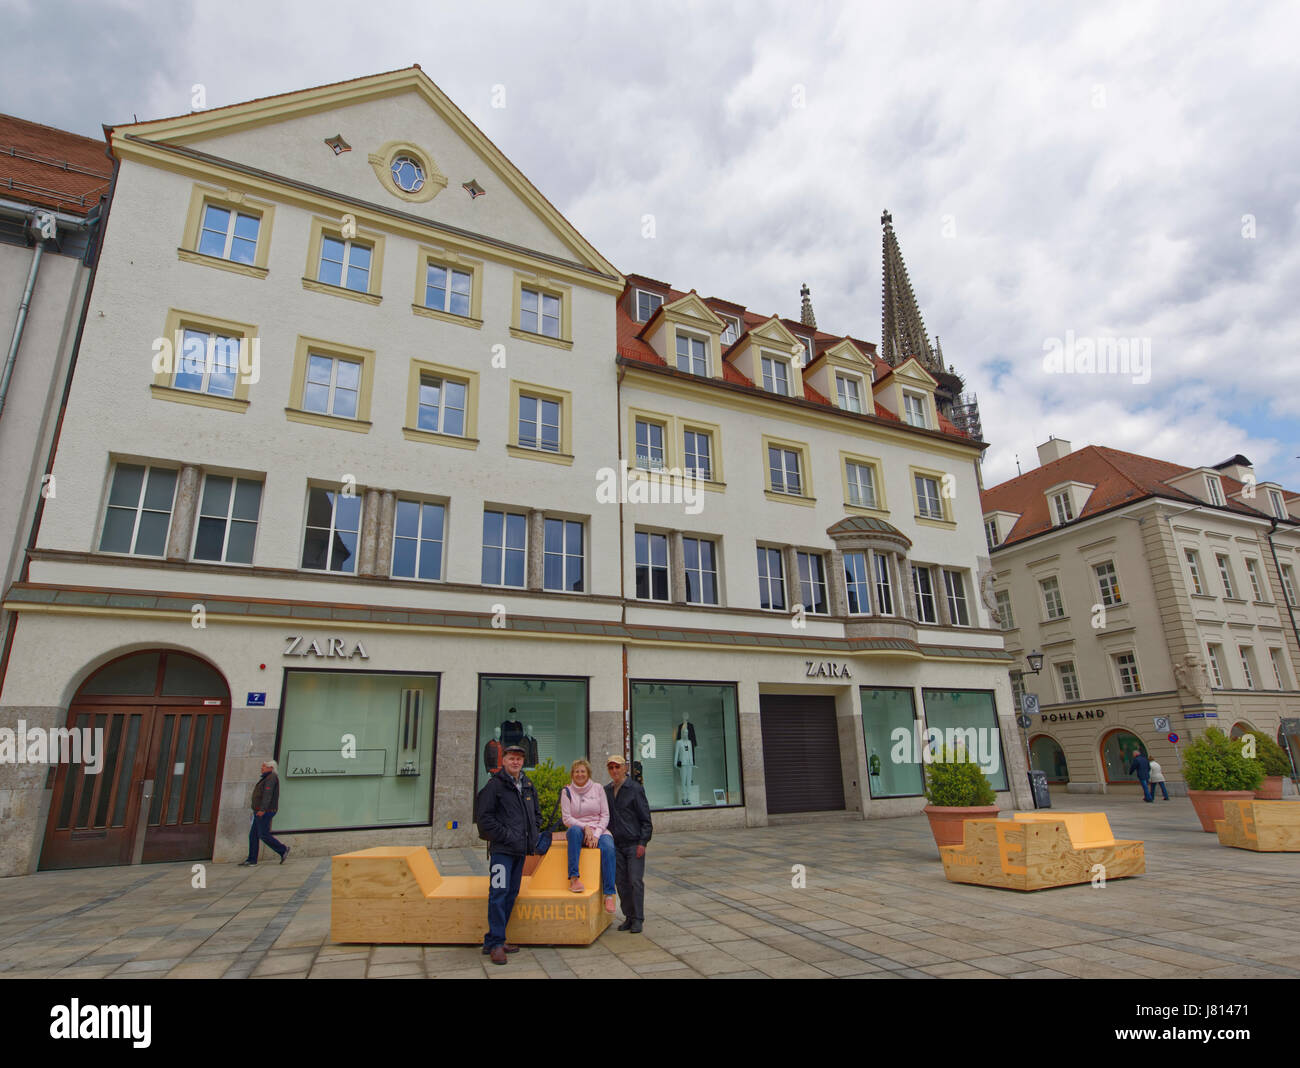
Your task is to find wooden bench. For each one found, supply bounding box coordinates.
[939,811,1145,891]
[1215,800,1300,852]
[331,844,611,945]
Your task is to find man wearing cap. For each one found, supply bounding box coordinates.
[604,754,653,933]
[476,743,551,964]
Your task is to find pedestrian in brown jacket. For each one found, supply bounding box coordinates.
[240,759,289,865]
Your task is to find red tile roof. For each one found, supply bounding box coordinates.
[980,445,1298,548]
[616,296,974,444]
[0,114,112,214]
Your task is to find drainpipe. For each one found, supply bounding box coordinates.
[0,214,50,422]
[616,360,629,758]
[1266,519,1300,650]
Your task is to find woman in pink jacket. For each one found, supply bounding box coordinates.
[561,758,616,912]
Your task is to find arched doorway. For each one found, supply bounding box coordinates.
[1029,734,1069,783]
[1229,722,1254,739]
[40,650,230,871]
[1100,728,1148,784]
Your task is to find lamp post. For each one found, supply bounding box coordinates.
[1021,651,1045,807]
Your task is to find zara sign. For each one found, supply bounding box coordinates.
[283,636,370,660]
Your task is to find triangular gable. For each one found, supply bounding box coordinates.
[649,292,727,334]
[110,67,621,283]
[872,356,938,391]
[743,315,802,351]
[812,338,873,370]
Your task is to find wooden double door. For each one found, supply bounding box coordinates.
[40,651,230,871]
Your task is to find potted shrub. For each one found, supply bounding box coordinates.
[1183,728,1264,831]
[523,758,570,875]
[1242,732,1292,800]
[922,748,999,848]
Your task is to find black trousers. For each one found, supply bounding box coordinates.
[614,842,645,922]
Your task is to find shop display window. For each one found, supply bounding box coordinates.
[276,671,438,831]
[1101,729,1147,783]
[629,681,742,810]
[477,675,588,791]
[1030,734,1070,783]
[860,687,923,798]
[920,689,1009,792]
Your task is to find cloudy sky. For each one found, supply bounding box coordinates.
[5,0,1298,488]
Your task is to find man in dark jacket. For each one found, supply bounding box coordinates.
[240,759,288,865]
[1128,750,1153,802]
[476,744,551,964]
[605,754,652,933]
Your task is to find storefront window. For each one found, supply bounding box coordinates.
[277,671,438,831]
[629,681,742,810]
[1030,734,1069,783]
[1101,729,1147,783]
[921,689,1008,792]
[477,675,587,791]
[860,687,923,798]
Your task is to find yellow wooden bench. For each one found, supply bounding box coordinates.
[939,811,1145,891]
[331,844,611,945]
[1215,800,1300,852]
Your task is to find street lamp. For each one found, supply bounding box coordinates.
[1026,651,1044,675]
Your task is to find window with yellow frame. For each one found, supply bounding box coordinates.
[150,308,258,413]
[178,185,275,279]
[286,336,376,434]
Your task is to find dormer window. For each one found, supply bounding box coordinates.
[1051,491,1074,525]
[902,392,928,428]
[797,336,814,366]
[984,517,999,551]
[1205,476,1224,506]
[761,354,791,396]
[635,289,664,323]
[719,315,740,346]
[835,373,864,413]
[675,333,708,376]
[1269,489,1286,519]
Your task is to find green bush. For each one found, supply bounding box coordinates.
[1182,728,1265,791]
[528,758,571,831]
[924,748,997,807]
[1242,731,1293,778]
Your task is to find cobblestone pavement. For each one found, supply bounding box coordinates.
[1,796,1297,979]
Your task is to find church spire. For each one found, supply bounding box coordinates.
[799,282,817,329]
[880,210,936,371]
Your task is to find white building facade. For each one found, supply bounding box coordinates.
[0,70,1027,876]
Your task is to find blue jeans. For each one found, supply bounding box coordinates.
[1153,780,1169,800]
[1137,774,1152,801]
[565,825,616,895]
[483,832,551,950]
[246,811,285,863]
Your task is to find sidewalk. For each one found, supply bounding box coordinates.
[1,797,1297,979]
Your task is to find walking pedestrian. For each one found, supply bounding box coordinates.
[240,759,288,865]
[1149,758,1169,800]
[1128,750,1153,802]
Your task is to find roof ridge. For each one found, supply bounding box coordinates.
[110,65,421,131]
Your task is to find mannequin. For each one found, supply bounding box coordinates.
[483,727,502,774]
[500,709,523,747]
[674,714,696,804]
[523,723,539,766]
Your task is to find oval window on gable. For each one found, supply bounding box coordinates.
[391,155,425,193]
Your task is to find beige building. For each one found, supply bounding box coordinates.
[982,438,1300,795]
[0,69,1026,877]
